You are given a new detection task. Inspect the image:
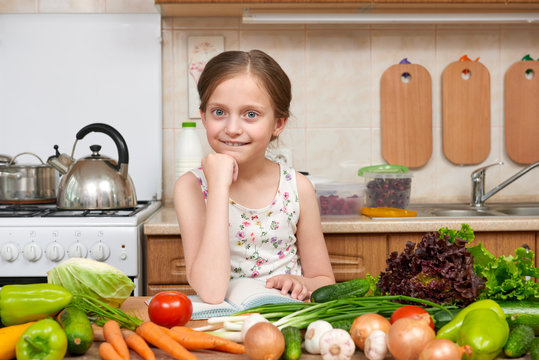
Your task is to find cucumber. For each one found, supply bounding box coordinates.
[281,326,302,360]
[330,318,355,332]
[57,306,94,355]
[310,278,370,303]
[504,324,535,358]
[495,300,539,335]
[530,337,539,360]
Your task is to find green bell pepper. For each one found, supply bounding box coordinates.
[436,299,505,341]
[15,318,67,360]
[0,283,72,326]
[457,308,509,360]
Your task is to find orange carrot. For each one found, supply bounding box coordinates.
[103,320,130,360]
[136,321,198,360]
[125,333,156,360]
[99,342,125,360]
[164,326,227,349]
[212,338,246,354]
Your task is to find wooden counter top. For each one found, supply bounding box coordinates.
[69,296,531,360]
[144,207,539,236]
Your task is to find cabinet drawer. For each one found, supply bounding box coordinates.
[325,233,387,281]
[147,284,196,296]
[147,235,187,285]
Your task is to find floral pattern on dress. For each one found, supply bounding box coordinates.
[189,164,302,280]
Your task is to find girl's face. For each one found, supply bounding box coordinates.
[201,73,286,164]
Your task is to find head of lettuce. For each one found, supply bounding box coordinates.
[47,258,135,307]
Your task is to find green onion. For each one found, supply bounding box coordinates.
[234,295,455,330]
[71,294,143,331]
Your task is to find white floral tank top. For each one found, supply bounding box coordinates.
[189,163,302,280]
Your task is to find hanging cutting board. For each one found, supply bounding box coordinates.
[505,61,539,164]
[381,64,432,168]
[442,61,490,165]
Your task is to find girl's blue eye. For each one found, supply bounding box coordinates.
[214,109,225,117]
[246,111,257,119]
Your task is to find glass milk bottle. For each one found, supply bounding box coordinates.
[175,122,203,178]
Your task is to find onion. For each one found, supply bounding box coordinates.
[418,339,473,360]
[241,313,269,341]
[386,313,436,360]
[349,313,391,350]
[244,322,285,360]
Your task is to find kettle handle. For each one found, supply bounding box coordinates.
[76,123,129,172]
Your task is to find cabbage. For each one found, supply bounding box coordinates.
[47,258,135,307]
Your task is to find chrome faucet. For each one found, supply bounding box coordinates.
[471,161,539,207]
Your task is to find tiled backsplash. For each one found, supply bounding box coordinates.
[162,18,539,206]
[3,0,538,207]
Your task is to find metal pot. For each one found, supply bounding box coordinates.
[0,152,58,204]
[48,123,137,210]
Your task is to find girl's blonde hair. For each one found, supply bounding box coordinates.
[197,50,292,120]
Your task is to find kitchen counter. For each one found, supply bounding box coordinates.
[144,206,539,235]
[68,296,531,360]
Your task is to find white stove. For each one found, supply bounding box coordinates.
[0,201,161,295]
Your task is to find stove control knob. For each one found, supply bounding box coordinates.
[1,243,19,262]
[46,243,65,262]
[92,243,110,261]
[24,243,43,262]
[68,243,87,258]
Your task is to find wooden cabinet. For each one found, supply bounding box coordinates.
[145,231,537,295]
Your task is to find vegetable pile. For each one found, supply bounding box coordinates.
[377,228,484,305]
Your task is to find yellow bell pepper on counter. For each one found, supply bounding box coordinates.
[361,207,417,218]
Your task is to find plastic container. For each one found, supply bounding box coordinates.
[358,165,412,209]
[316,182,366,216]
[175,122,203,178]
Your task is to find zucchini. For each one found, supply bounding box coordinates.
[495,300,539,335]
[281,326,302,360]
[530,337,539,360]
[311,278,370,303]
[504,324,535,358]
[57,306,94,355]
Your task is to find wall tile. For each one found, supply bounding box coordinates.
[306,127,371,182]
[106,0,157,13]
[306,30,370,128]
[0,0,36,13]
[39,0,105,13]
[160,18,539,204]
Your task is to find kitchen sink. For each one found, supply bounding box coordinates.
[494,206,539,216]
[376,203,539,219]
[430,209,498,217]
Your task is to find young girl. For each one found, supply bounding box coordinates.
[174,50,335,304]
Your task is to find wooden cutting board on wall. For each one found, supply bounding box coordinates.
[505,61,539,164]
[381,64,432,168]
[442,61,490,165]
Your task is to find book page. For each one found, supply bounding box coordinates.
[226,278,301,310]
[188,294,239,320]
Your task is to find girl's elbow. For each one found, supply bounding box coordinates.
[198,290,226,304]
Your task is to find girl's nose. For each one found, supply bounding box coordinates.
[225,116,243,136]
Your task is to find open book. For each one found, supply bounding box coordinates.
[189,278,302,320]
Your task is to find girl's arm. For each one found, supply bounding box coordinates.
[266,172,335,300]
[173,154,237,304]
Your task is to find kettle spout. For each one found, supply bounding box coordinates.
[47,145,74,175]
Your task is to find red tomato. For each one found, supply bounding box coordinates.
[148,291,193,328]
[390,305,435,330]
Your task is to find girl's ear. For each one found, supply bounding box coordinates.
[272,117,288,137]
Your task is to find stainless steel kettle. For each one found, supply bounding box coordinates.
[48,123,137,210]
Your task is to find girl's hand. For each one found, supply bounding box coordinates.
[265,275,310,301]
[201,153,238,189]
